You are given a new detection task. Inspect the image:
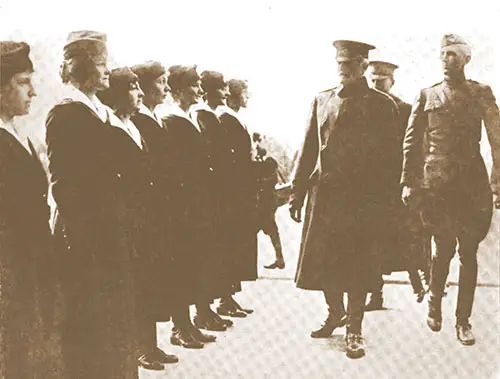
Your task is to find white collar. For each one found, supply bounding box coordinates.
[0,118,32,153]
[61,85,111,123]
[138,104,162,125]
[215,104,239,119]
[165,102,201,132]
[216,104,252,135]
[109,114,143,149]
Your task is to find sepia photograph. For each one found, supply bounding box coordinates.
[1,0,499,378]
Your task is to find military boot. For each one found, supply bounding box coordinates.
[310,312,348,338]
[345,332,365,359]
[426,295,442,332]
[456,323,475,346]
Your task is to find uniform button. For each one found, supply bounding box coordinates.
[149,181,154,186]
[231,149,235,153]
[209,167,214,172]
[117,173,122,178]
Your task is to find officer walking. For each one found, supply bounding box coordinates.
[365,60,430,310]
[289,40,399,359]
[401,34,500,345]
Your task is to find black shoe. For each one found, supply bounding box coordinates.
[188,324,217,343]
[456,323,475,346]
[153,347,179,364]
[365,294,383,312]
[194,314,227,332]
[310,313,347,338]
[426,296,442,332]
[211,311,233,327]
[345,333,365,359]
[264,260,285,269]
[137,353,164,371]
[231,297,254,314]
[217,304,247,318]
[170,328,204,349]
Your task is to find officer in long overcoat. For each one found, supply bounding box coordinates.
[289,40,399,359]
[365,60,429,310]
[401,34,500,346]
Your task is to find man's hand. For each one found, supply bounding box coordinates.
[289,202,303,223]
[401,185,414,207]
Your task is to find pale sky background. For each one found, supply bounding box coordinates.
[1,0,499,153]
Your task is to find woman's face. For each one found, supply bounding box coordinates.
[181,80,202,107]
[147,74,169,107]
[87,57,110,91]
[125,81,144,114]
[0,71,37,118]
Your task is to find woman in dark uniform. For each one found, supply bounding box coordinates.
[163,65,217,349]
[215,78,258,316]
[45,31,138,379]
[189,70,235,331]
[0,40,64,379]
[98,66,178,371]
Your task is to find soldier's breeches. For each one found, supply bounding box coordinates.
[429,234,479,322]
[456,241,479,323]
[430,235,457,297]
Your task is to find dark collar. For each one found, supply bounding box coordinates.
[444,72,467,87]
[337,77,370,98]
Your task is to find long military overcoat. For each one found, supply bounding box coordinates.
[291,78,399,292]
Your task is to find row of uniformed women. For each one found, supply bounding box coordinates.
[0,30,258,378]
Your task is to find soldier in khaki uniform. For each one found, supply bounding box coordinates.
[401,34,500,345]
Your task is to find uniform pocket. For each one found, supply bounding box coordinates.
[423,155,457,188]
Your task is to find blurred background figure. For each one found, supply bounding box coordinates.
[254,144,286,269]
[0,40,64,379]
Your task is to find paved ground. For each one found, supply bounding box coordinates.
[139,208,500,379]
[141,280,499,379]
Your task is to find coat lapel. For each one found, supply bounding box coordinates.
[318,90,343,148]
